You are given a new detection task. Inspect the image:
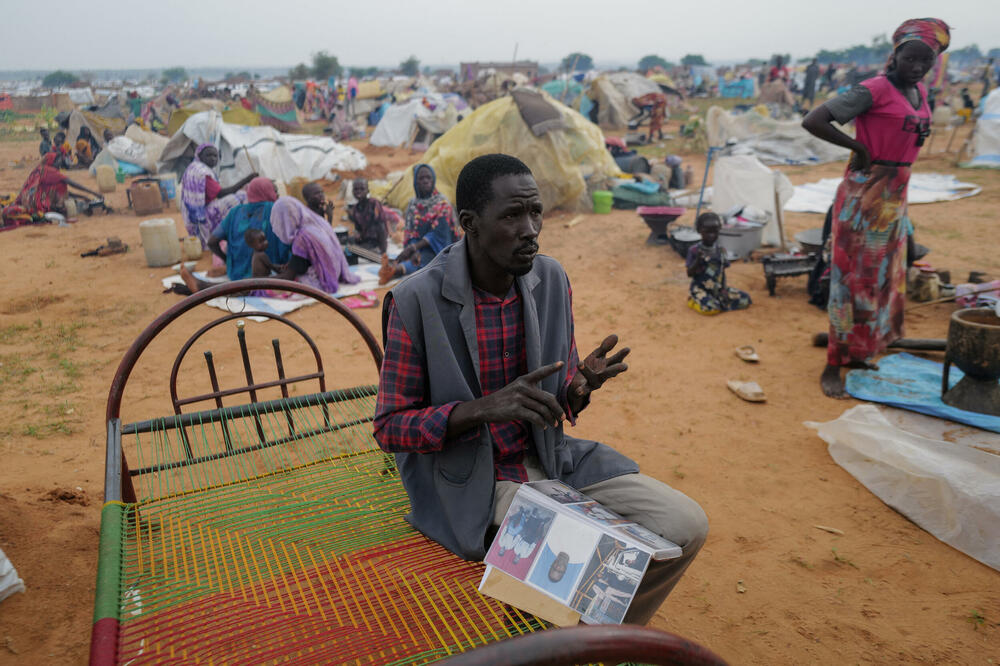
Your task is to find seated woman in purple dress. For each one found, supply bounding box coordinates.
[270,196,361,293]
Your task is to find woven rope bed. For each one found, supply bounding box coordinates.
[89,278,726,666]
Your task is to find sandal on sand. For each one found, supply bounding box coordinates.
[735,345,759,362]
[727,380,766,403]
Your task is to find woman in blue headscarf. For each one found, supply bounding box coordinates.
[378,163,459,284]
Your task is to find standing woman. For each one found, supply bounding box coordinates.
[803,18,949,397]
[181,143,257,249]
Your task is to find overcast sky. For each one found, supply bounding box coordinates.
[2,0,996,71]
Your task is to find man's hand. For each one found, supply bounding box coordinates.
[446,362,565,437]
[570,335,630,402]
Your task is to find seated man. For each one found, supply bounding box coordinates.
[346,178,389,254]
[373,154,708,625]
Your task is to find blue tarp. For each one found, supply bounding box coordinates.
[720,79,755,99]
[846,352,1000,433]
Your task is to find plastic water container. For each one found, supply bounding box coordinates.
[592,190,613,214]
[96,165,117,193]
[181,236,202,261]
[157,173,178,207]
[139,218,181,267]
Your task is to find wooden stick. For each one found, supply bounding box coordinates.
[812,333,946,351]
[564,215,586,228]
[772,172,787,251]
[906,283,1000,311]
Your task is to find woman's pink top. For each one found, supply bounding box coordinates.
[856,75,930,164]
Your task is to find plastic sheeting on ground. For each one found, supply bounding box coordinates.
[806,404,1000,571]
[0,546,25,604]
[845,352,1000,433]
[158,111,366,187]
[786,172,983,213]
[706,106,850,165]
[384,92,621,212]
[965,88,1000,168]
[711,155,793,247]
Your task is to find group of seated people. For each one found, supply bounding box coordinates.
[38,126,116,170]
[175,149,462,296]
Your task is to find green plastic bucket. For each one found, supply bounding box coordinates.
[592,190,613,214]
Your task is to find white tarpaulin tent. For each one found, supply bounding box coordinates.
[706,106,850,165]
[712,155,793,246]
[965,88,1000,168]
[158,110,366,186]
[786,173,982,213]
[606,72,662,104]
[370,94,460,147]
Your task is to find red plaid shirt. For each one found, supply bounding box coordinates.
[374,284,579,482]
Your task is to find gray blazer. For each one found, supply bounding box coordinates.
[381,238,638,560]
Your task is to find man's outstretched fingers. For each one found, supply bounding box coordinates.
[522,361,564,383]
[606,347,631,365]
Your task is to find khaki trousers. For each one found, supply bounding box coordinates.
[493,457,708,625]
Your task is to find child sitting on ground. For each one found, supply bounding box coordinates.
[245,228,284,277]
[686,212,752,315]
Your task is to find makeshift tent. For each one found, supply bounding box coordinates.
[248,89,299,132]
[606,72,662,103]
[167,104,260,136]
[66,109,126,152]
[706,106,850,165]
[370,94,463,147]
[259,85,293,103]
[384,89,620,212]
[159,110,366,187]
[965,89,1000,168]
[758,80,795,107]
[587,76,636,128]
[711,154,793,247]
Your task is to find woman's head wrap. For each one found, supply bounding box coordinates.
[195,142,215,159]
[892,18,951,55]
[246,177,278,203]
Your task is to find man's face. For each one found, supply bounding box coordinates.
[895,41,936,85]
[199,146,219,168]
[464,173,542,278]
[548,552,569,582]
[352,180,369,202]
[41,130,49,140]
[303,184,326,212]
[416,167,434,197]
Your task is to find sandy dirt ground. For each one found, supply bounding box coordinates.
[0,118,998,665]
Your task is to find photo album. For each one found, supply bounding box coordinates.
[479,479,681,625]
